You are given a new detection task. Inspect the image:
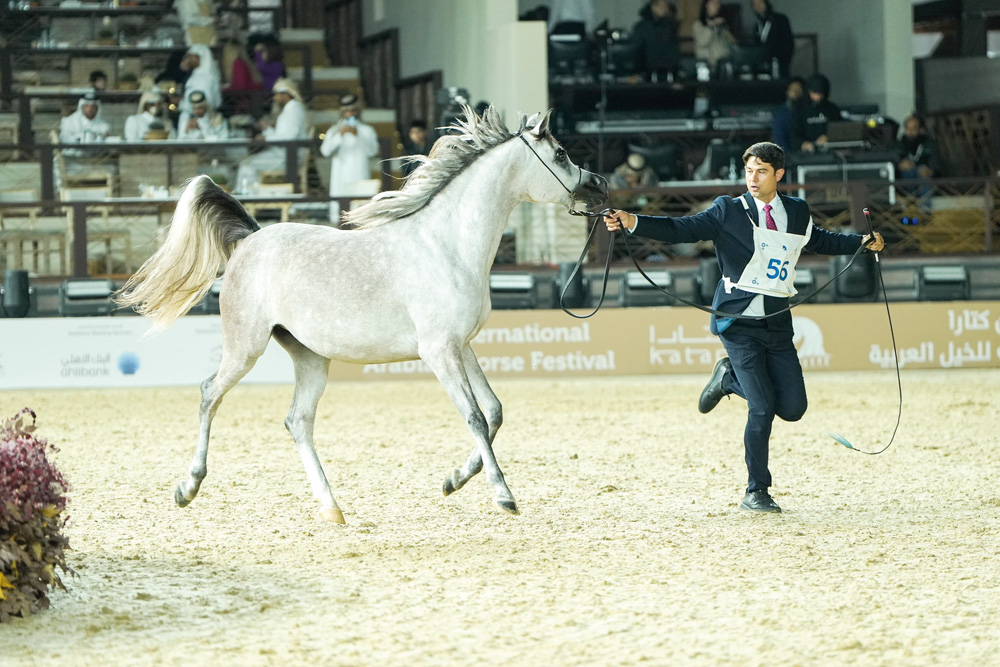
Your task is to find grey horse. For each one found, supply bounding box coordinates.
[116,106,608,522]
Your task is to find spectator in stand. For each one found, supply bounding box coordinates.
[234,77,307,192]
[547,0,596,36]
[178,90,230,141]
[156,49,192,88]
[253,38,286,94]
[401,119,432,177]
[693,0,735,73]
[632,0,681,82]
[89,70,108,91]
[320,93,380,222]
[221,37,263,114]
[770,76,806,152]
[124,91,176,141]
[609,153,658,189]
[791,73,841,154]
[60,92,110,148]
[897,113,938,179]
[179,44,223,115]
[750,0,794,79]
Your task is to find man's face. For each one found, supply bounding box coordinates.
[181,54,200,72]
[82,103,98,120]
[341,108,359,119]
[786,81,803,101]
[409,126,427,146]
[273,91,291,109]
[809,90,824,104]
[904,118,922,138]
[752,0,768,16]
[650,0,670,19]
[745,155,783,201]
[193,103,208,118]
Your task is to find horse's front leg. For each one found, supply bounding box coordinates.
[443,346,501,497]
[422,342,517,515]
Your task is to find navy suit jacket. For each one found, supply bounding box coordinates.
[633,192,864,334]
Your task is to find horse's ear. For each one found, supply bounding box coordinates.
[528,109,553,137]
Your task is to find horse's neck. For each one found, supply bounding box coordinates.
[421,146,522,272]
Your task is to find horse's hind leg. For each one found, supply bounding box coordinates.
[443,347,502,497]
[273,327,344,524]
[175,341,264,508]
[423,342,517,515]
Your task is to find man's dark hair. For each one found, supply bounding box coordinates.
[743,141,785,171]
[409,119,427,130]
[89,70,107,83]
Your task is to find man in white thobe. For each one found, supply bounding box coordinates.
[177,89,230,141]
[124,91,176,142]
[60,92,110,156]
[319,93,379,222]
[234,77,307,192]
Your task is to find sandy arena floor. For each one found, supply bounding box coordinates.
[2,369,999,666]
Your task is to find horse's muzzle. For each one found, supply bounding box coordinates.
[572,171,609,210]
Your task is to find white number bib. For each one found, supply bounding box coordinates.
[724,198,812,298]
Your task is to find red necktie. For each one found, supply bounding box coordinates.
[763,204,777,231]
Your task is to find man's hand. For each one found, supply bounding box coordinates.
[604,209,637,232]
[863,231,885,252]
[186,117,199,131]
[339,124,357,135]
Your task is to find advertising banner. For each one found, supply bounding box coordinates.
[1,301,997,389]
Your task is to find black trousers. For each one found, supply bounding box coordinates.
[719,316,808,492]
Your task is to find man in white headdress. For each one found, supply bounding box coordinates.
[234,77,307,192]
[124,91,176,142]
[180,44,222,115]
[319,93,379,222]
[177,89,230,141]
[60,92,111,154]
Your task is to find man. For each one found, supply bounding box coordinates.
[604,141,885,513]
[124,91,176,142]
[319,93,379,222]
[89,70,108,91]
[631,0,681,81]
[401,118,432,177]
[770,76,806,152]
[177,90,230,141]
[59,91,111,161]
[897,114,937,180]
[792,73,841,153]
[234,77,307,193]
[750,0,794,79]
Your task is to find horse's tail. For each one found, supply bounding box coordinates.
[115,175,260,331]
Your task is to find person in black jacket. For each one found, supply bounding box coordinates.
[750,0,794,78]
[792,73,842,153]
[603,141,885,513]
[631,0,681,81]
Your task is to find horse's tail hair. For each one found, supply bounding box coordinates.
[115,175,260,331]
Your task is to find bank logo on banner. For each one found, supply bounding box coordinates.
[792,316,830,368]
[117,352,140,375]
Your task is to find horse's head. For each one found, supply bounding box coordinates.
[518,110,608,214]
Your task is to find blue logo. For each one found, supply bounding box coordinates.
[781,245,787,251]
[760,242,767,250]
[118,352,140,375]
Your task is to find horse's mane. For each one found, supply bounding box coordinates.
[344,105,532,229]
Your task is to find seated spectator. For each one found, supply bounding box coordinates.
[693,0,735,73]
[178,90,230,141]
[401,119,432,177]
[609,153,658,189]
[897,113,938,179]
[253,37,286,94]
[791,73,841,153]
[632,0,681,81]
[547,0,596,36]
[89,70,108,91]
[770,76,806,152]
[179,44,223,115]
[750,0,794,79]
[234,77,307,192]
[60,92,110,149]
[124,91,176,142]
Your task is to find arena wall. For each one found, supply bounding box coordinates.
[1,301,997,389]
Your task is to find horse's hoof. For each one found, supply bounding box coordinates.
[496,499,520,515]
[174,486,191,508]
[442,468,463,496]
[320,508,346,524]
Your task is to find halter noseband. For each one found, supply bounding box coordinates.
[517,133,606,217]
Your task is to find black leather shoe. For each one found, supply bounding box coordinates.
[739,489,782,513]
[698,357,732,414]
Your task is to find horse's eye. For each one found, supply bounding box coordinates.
[555,148,567,162]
